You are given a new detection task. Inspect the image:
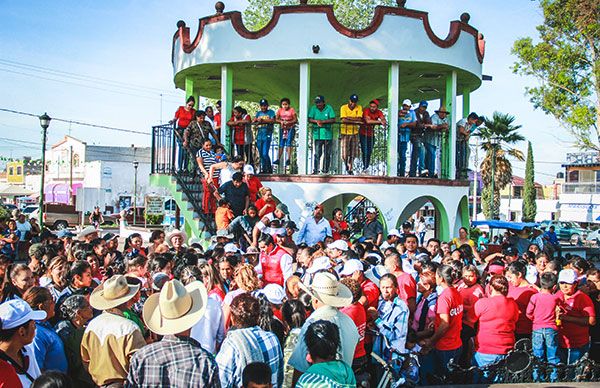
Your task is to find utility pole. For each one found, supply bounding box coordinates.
[69,145,73,205]
[472,138,479,221]
[38,113,51,230]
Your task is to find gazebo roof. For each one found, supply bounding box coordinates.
[172,3,485,105]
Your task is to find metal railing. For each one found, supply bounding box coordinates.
[562,182,600,194]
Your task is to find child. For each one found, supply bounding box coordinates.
[215,198,234,231]
[457,265,485,366]
[226,106,252,160]
[526,272,560,380]
[274,98,297,167]
[242,362,272,388]
[214,144,228,163]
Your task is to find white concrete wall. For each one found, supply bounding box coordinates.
[559,193,600,223]
[499,198,559,222]
[174,12,482,78]
[45,137,86,181]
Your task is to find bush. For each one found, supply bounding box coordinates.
[145,214,163,225]
[470,227,482,241]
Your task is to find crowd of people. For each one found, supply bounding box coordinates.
[1,194,599,387]
[170,94,481,179]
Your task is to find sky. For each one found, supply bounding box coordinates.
[0,0,572,183]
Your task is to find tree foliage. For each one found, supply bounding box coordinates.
[512,0,600,150]
[243,0,397,31]
[478,112,525,219]
[522,141,537,222]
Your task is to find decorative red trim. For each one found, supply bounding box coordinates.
[257,174,470,187]
[172,5,485,64]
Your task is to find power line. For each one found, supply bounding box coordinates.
[0,108,150,136]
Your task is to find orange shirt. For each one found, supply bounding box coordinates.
[215,207,234,230]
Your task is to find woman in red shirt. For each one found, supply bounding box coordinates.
[255,187,277,217]
[243,165,263,203]
[226,106,252,161]
[506,261,538,340]
[456,264,485,366]
[339,277,368,374]
[170,96,196,171]
[473,275,519,370]
[420,265,464,384]
[329,208,348,241]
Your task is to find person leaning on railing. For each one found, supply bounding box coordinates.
[340,94,363,175]
[398,99,417,177]
[308,95,336,175]
[425,106,449,178]
[361,99,387,171]
[169,96,196,172]
[253,99,276,174]
[275,98,298,168]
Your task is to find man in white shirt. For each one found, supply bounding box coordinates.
[296,205,332,246]
[15,214,32,238]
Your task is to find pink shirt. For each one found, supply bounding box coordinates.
[277,107,296,124]
[556,290,595,348]
[507,284,538,335]
[526,292,560,331]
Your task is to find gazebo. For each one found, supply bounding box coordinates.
[151,1,486,241]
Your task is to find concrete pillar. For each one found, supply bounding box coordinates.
[298,62,311,175]
[463,88,470,118]
[446,71,457,180]
[387,62,400,177]
[221,65,233,151]
[185,78,194,103]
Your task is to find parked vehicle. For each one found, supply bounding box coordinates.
[16,196,37,210]
[32,203,81,230]
[22,205,38,216]
[539,220,589,245]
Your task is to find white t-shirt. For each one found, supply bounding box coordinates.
[16,220,32,235]
[190,296,224,354]
[18,344,41,388]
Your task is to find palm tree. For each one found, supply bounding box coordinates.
[477,112,525,219]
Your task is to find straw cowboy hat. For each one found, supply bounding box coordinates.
[298,272,352,308]
[167,229,188,247]
[90,275,140,310]
[143,279,208,335]
[435,105,449,114]
[77,225,101,240]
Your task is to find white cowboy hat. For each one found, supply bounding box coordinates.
[90,275,140,310]
[298,272,352,308]
[143,279,208,335]
[167,229,188,247]
[77,225,101,240]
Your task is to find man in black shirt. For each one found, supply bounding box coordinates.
[218,172,249,217]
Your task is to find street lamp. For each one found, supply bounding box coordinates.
[133,160,139,225]
[38,113,51,229]
[489,135,500,220]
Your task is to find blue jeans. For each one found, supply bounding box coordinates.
[175,128,187,171]
[532,328,559,381]
[420,347,461,385]
[559,343,590,365]
[398,140,408,176]
[359,134,374,169]
[424,143,437,177]
[256,132,272,173]
[472,352,505,383]
[409,139,425,176]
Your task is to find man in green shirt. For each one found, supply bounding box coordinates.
[308,95,336,174]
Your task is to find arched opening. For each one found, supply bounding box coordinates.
[396,196,450,242]
[320,192,386,240]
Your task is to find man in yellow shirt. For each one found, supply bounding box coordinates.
[340,94,363,175]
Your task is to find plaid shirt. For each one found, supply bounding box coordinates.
[373,296,410,360]
[125,335,220,388]
[216,326,283,388]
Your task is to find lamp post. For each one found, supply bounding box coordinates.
[38,113,51,229]
[490,135,500,220]
[133,160,139,225]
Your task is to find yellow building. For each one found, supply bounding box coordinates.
[6,161,24,184]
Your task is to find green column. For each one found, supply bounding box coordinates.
[185,78,194,104]
[463,88,470,119]
[444,71,457,180]
[221,65,233,152]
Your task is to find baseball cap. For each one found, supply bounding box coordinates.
[57,229,76,238]
[327,239,348,251]
[558,269,577,284]
[402,99,412,106]
[243,164,255,175]
[261,283,286,305]
[349,94,358,103]
[366,207,377,214]
[339,259,364,276]
[102,232,119,242]
[276,203,289,215]
[224,243,241,254]
[0,299,47,330]
[419,100,428,107]
[306,256,332,274]
[259,98,268,106]
[314,95,325,103]
[502,246,518,257]
[283,221,298,231]
[402,222,412,229]
[387,228,401,238]
[152,272,170,291]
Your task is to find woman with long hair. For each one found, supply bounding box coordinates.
[124,233,147,258]
[456,264,485,366]
[0,263,34,302]
[22,287,68,372]
[222,263,260,329]
[147,230,166,254]
[43,256,69,301]
[199,262,226,303]
[170,95,196,172]
[54,260,93,319]
[329,208,349,241]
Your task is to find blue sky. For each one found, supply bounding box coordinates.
[0,0,569,183]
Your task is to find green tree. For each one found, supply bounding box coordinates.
[512,0,599,150]
[243,0,397,31]
[522,141,537,222]
[478,112,525,219]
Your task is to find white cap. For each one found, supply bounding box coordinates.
[306,256,332,274]
[224,243,240,254]
[387,228,401,238]
[402,99,412,106]
[243,164,255,175]
[327,239,348,251]
[0,299,47,330]
[558,269,577,284]
[261,283,286,305]
[366,207,377,214]
[339,259,364,276]
[364,265,389,287]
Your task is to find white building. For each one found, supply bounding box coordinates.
[45,136,164,212]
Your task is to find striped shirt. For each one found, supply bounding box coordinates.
[373,296,409,360]
[199,149,219,178]
[216,326,283,388]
